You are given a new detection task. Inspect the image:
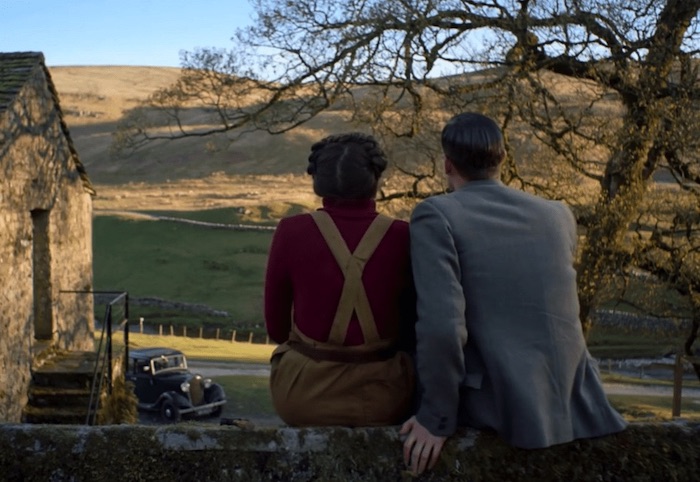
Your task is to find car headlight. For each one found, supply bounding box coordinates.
[180,381,190,392]
[203,379,212,389]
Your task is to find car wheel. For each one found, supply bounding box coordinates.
[160,400,181,423]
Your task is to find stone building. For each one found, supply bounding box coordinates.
[0,52,95,422]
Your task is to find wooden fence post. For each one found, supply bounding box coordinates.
[231,330,237,343]
[672,352,683,417]
[248,332,254,343]
[216,328,220,340]
[169,325,174,336]
[199,327,203,338]
[159,325,163,336]
[139,317,144,334]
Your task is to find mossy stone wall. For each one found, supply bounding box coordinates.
[0,422,698,481]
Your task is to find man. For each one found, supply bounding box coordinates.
[401,112,627,475]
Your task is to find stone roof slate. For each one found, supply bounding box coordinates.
[0,51,95,195]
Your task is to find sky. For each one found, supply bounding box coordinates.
[0,0,256,67]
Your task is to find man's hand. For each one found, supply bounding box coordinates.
[400,416,447,475]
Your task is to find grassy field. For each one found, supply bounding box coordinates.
[110,332,275,364]
[586,328,684,359]
[215,375,276,422]
[93,212,274,330]
[607,394,700,422]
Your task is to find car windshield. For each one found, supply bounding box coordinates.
[151,354,187,374]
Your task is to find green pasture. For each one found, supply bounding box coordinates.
[140,205,310,226]
[216,376,277,422]
[112,332,275,364]
[93,210,274,330]
[586,328,682,359]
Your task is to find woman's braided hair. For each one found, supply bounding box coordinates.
[307,132,387,199]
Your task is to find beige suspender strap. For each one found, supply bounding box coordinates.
[310,210,393,345]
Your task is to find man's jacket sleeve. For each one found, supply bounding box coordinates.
[410,199,468,436]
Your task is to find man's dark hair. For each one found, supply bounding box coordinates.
[307,132,387,199]
[441,112,505,180]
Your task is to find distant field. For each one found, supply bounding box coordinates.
[112,332,275,364]
[587,328,685,360]
[93,211,274,330]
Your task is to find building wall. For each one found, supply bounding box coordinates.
[50,168,94,352]
[0,62,94,422]
[0,208,34,423]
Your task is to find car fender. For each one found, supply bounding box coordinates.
[156,391,191,409]
[204,384,226,403]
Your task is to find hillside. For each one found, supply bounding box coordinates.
[52,66,668,216]
[48,66,620,213]
[49,66,356,214]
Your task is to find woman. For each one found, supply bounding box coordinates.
[264,132,415,427]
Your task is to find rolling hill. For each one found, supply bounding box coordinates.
[49,66,334,213]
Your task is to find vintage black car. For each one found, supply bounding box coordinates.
[126,347,226,423]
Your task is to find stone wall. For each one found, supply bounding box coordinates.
[0,59,94,422]
[0,207,34,423]
[50,159,94,352]
[0,422,698,481]
[593,309,692,337]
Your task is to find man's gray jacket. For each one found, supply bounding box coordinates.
[409,179,627,449]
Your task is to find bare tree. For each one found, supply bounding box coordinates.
[116,0,700,346]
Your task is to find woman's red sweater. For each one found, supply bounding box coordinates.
[264,198,415,347]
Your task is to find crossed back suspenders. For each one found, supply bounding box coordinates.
[290,210,394,352]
